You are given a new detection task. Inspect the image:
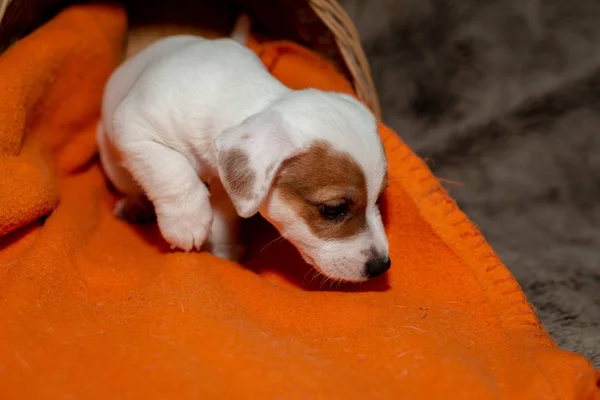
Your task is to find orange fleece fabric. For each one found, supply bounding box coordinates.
[0,4,598,400]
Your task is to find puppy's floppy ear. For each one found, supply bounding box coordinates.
[214,112,298,218]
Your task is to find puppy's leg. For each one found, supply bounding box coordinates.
[204,180,246,262]
[97,121,142,196]
[98,122,156,223]
[118,139,213,252]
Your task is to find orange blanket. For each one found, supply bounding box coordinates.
[0,4,598,400]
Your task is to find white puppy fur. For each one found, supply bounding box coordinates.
[97,19,390,282]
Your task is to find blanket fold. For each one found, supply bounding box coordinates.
[0,4,598,400]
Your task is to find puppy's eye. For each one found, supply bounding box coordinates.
[319,203,349,221]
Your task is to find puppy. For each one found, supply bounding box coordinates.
[97,16,391,282]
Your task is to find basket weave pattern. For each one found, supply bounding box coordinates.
[308,0,381,119]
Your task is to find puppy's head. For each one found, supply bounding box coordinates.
[214,89,390,282]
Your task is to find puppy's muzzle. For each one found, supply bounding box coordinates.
[366,257,391,278]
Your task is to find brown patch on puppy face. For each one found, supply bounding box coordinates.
[220,149,254,200]
[274,140,367,239]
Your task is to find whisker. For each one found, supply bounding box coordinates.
[302,269,313,284]
[260,235,285,254]
[302,268,320,285]
[309,270,321,285]
[319,276,331,290]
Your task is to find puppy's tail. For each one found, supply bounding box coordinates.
[230,13,251,44]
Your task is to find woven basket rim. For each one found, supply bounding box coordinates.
[309,0,381,119]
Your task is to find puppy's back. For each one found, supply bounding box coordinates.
[102,35,201,136]
[115,38,287,144]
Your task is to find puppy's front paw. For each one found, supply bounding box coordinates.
[156,206,213,252]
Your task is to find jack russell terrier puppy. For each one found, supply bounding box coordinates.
[97,16,391,282]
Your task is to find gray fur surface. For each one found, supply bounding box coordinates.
[341,0,600,365]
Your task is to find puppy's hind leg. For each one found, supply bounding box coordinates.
[113,196,156,224]
[204,181,246,262]
[97,122,155,223]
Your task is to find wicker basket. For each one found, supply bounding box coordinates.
[0,0,381,119]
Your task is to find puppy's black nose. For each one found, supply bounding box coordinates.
[366,257,391,278]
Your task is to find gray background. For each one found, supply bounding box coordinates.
[341,0,600,366]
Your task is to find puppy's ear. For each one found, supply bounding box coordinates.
[214,113,298,218]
